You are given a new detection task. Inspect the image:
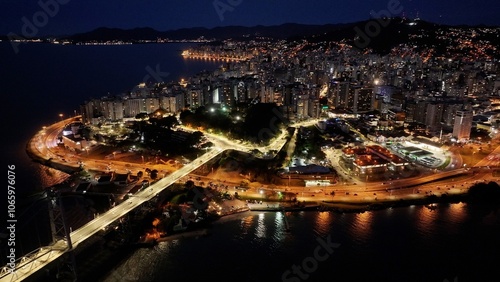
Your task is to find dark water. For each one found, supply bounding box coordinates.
[0,42,221,261]
[102,206,500,282]
[1,41,221,194]
[2,43,500,282]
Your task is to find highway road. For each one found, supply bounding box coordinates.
[1,147,223,282]
[4,116,499,282]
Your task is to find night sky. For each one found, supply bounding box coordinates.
[1,0,499,37]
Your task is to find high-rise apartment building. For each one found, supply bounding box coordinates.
[453,110,473,141]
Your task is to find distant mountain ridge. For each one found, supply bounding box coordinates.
[2,19,498,57]
[62,23,350,42]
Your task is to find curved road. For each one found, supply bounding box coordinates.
[2,117,499,282]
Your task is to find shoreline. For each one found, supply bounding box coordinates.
[24,129,473,213]
[156,228,211,243]
[243,191,469,213]
[23,117,496,216]
[319,193,466,212]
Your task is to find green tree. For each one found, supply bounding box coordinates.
[150,169,158,180]
[185,180,195,189]
[179,110,193,122]
[135,113,149,120]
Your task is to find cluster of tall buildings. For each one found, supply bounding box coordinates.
[81,38,499,142]
[81,83,185,124]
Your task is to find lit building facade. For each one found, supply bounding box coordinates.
[453,110,473,141]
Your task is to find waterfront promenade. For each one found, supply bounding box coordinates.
[2,117,500,281]
[22,116,500,210]
[2,121,225,281]
[23,117,500,211]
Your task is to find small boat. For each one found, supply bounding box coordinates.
[426,203,438,210]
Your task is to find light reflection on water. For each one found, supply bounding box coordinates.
[314,210,334,236]
[275,210,284,227]
[239,214,254,237]
[440,202,468,233]
[101,207,500,282]
[272,211,286,243]
[255,212,266,239]
[412,203,468,239]
[352,211,372,239]
[415,204,438,236]
[107,242,173,282]
[35,164,70,189]
[446,202,467,221]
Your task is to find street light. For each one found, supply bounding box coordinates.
[59,113,64,121]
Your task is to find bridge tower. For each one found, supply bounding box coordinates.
[47,190,78,281]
